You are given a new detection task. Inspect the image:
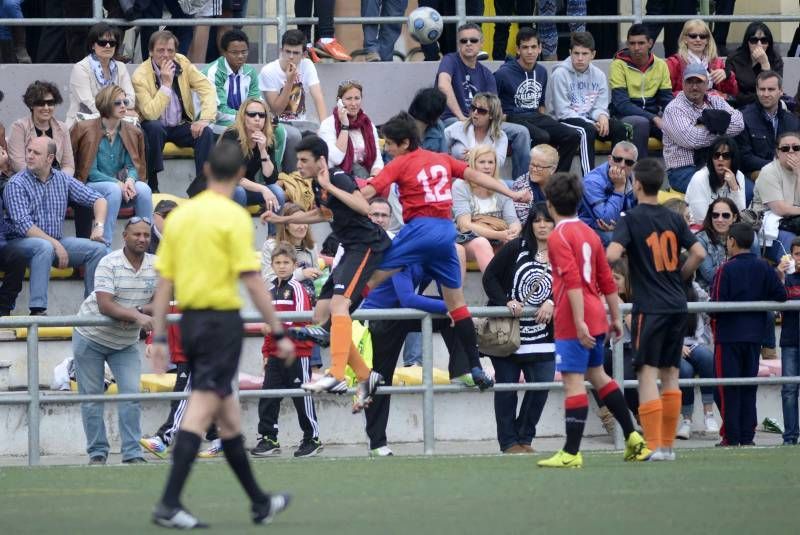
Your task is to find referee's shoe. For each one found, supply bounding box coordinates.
[152,504,208,529]
[252,494,293,525]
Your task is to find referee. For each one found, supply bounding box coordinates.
[149,141,293,529]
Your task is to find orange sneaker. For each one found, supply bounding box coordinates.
[306,44,321,63]
[316,38,351,61]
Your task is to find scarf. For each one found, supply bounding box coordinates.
[88,53,118,88]
[333,108,376,176]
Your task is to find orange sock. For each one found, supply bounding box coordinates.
[638,398,663,450]
[660,390,682,448]
[347,343,371,382]
[329,315,351,380]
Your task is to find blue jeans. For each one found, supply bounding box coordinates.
[444,118,531,179]
[0,0,23,41]
[679,344,715,416]
[538,0,586,57]
[141,121,214,191]
[87,181,153,247]
[781,346,800,443]
[233,184,286,235]
[3,236,107,310]
[402,331,422,366]
[667,165,695,193]
[361,0,408,60]
[490,357,556,451]
[73,331,142,461]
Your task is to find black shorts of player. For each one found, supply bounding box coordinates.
[318,246,383,301]
[630,312,687,369]
[180,310,243,398]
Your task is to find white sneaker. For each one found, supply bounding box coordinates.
[676,418,692,440]
[369,445,394,457]
[660,447,676,461]
[302,374,348,394]
[704,412,720,434]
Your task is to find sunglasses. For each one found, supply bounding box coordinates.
[96,39,117,48]
[748,36,769,45]
[687,33,709,40]
[126,216,153,227]
[611,155,636,166]
[778,145,800,153]
[713,151,732,160]
[470,105,489,115]
[711,212,733,220]
[459,37,480,44]
[530,163,555,171]
[245,111,267,118]
[35,99,56,107]
[113,99,131,107]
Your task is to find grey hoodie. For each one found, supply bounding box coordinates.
[545,57,610,124]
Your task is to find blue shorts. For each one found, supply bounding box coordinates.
[379,217,462,289]
[555,336,607,374]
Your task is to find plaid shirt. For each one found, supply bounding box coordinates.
[662,92,744,170]
[3,168,101,240]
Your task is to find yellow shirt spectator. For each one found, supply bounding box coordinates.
[155,190,259,310]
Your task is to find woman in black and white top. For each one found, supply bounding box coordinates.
[482,202,555,454]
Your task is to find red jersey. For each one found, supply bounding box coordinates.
[262,277,313,359]
[145,303,186,364]
[547,218,617,340]
[369,149,469,222]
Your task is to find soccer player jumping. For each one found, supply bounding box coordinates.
[538,173,651,468]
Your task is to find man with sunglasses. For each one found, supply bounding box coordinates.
[435,23,532,180]
[737,71,800,179]
[72,217,157,465]
[662,63,744,193]
[579,141,638,245]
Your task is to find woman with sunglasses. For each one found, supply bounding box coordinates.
[318,80,383,179]
[685,136,746,224]
[222,98,287,216]
[727,23,784,108]
[70,85,151,248]
[666,19,738,101]
[7,81,74,176]
[66,23,136,128]
[695,197,743,289]
[443,92,508,169]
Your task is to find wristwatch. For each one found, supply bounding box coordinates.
[92,222,103,229]
[340,124,350,131]
[136,305,144,314]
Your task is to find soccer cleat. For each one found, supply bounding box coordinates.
[252,493,292,525]
[704,412,720,434]
[450,373,476,387]
[316,38,351,61]
[647,447,676,461]
[294,438,323,458]
[251,438,281,457]
[302,373,349,394]
[352,370,384,412]
[140,436,168,459]
[306,44,321,63]
[152,503,208,529]
[676,418,692,440]
[288,325,330,347]
[197,438,222,458]
[537,450,583,468]
[471,367,494,391]
[369,445,394,457]
[624,430,653,462]
[597,406,616,436]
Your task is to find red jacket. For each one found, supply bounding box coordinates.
[262,277,313,360]
[666,54,738,99]
[145,303,186,364]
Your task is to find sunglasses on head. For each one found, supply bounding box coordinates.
[711,212,732,220]
[126,216,153,227]
[778,145,800,153]
[113,99,130,107]
[96,39,117,48]
[459,37,480,44]
[713,151,732,160]
[470,104,489,115]
[245,111,267,118]
[749,36,769,45]
[35,99,56,107]
[611,155,636,166]
[687,33,709,40]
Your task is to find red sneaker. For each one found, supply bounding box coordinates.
[306,44,321,63]
[316,38,351,61]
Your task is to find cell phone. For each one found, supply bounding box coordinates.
[337,98,344,110]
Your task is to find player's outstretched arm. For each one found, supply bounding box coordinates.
[680,242,707,281]
[150,277,174,374]
[463,167,531,204]
[241,271,295,358]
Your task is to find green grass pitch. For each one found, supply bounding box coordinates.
[1,448,798,534]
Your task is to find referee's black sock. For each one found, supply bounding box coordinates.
[449,306,481,369]
[563,394,589,455]
[161,430,201,508]
[222,434,269,505]
[598,380,635,439]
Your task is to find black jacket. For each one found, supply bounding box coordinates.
[727,50,784,108]
[736,102,800,175]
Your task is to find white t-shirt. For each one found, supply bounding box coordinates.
[258,58,320,121]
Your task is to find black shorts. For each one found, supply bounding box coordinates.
[631,312,687,369]
[319,246,383,301]
[180,310,243,398]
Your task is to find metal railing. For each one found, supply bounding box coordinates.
[2,301,800,465]
[0,0,798,63]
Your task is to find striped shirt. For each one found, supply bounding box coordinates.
[76,249,158,350]
[3,168,100,240]
[202,57,261,133]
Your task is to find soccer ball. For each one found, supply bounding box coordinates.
[408,7,443,45]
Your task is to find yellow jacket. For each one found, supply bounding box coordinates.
[132,54,216,122]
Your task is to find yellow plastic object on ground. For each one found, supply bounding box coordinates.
[69,373,177,394]
[15,327,73,340]
[163,142,194,159]
[393,366,451,386]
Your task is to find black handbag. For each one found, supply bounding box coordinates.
[779,215,800,235]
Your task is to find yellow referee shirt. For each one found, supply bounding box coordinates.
[155,190,260,310]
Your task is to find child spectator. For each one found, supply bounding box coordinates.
[779,237,800,446]
[711,222,787,446]
[252,243,321,458]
